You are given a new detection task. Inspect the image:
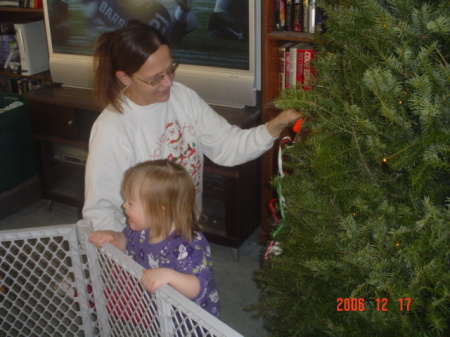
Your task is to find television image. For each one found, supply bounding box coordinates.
[43,0,259,108]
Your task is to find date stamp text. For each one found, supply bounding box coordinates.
[336,298,412,311]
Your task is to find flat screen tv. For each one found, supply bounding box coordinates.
[42,0,259,108]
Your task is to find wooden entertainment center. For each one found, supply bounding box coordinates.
[25,85,262,256]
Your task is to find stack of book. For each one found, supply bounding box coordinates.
[0,76,46,94]
[278,41,316,91]
[275,0,325,33]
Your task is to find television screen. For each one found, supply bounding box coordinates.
[48,0,249,70]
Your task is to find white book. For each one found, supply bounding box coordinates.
[14,20,49,76]
[308,0,317,33]
[278,41,296,90]
[289,42,309,87]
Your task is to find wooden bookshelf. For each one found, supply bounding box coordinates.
[260,1,314,243]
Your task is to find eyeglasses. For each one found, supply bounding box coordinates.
[134,63,179,86]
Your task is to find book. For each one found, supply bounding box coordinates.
[292,43,315,90]
[308,0,317,33]
[279,0,286,30]
[316,7,326,33]
[288,42,309,87]
[14,20,49,76]
[285,46,291,89]
[297,44,316,91]
[302,0,309,33]
[293,0,303,32]
[276,0,325,34]
[285,0,293,31]
[278,41,296,91]
[275,0,281,31]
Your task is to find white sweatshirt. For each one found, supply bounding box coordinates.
[83,82,276,231]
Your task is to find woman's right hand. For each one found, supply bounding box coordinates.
[266,109,302,138]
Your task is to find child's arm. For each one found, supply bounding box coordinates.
[141,268,201,299]
[88,230,126,252]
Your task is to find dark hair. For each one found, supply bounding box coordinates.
[93,20,168,113]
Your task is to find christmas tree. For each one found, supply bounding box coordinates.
[253,1,449,336]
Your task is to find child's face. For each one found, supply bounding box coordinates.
[122,197,148,231]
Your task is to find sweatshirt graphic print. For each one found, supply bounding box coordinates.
[153,120,201,192]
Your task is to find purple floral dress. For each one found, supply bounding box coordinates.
[123,227,220,317]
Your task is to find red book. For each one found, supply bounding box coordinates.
[302,48,316,91]
[296,44,315,91]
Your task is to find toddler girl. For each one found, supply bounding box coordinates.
[89,159,220,317]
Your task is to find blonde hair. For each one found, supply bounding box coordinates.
[122,159,199,242]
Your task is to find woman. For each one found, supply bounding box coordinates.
[83,20,300,231]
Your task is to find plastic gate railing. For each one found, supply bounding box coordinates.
[0,220,243,337]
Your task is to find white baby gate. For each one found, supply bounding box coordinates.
[0,220,243,337]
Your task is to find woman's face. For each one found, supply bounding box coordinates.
[121,45,175,106]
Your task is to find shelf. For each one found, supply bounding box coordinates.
[32,134,89,149]
[0,69,50,79]
[0,6,44,25]
[0,7,43,13]
[267,31,314,42]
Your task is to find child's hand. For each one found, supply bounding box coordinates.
[141,268,200,299]
[141,268,174,294]
[88,230,121,248]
